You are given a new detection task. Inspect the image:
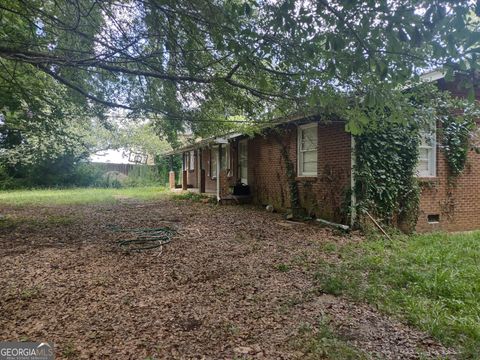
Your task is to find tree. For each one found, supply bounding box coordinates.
[0,1,479,141]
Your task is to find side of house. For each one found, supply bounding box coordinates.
[416,77,480,232]
[172,75,480,233]
[175,120,353,223]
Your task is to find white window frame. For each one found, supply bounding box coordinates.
[416,128,437,178]
[220,144,231,172]
[189,150,195,170]
[183,152,188,171]
[238,139,248,184]
[210,146,218,178]
[297,123,318,177]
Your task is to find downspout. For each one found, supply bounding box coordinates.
[350,135,357,227]
[196,149,201,190]
[216,145,221,201]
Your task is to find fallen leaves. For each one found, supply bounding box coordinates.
[0,199,454,359]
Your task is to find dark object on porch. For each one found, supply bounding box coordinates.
[233,183,250,195]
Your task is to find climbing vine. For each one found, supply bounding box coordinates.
[353,84,479,232]
[280,146,300,209]
[437,94,480,177]
[355,124,421,232]
[442,117,473,176]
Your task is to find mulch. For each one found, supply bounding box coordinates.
[0,199,455,359]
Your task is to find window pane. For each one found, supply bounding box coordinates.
[303,151,317,163]
[416,128,436,177]
[417,160,429,172]
[418,148,429,161]
[211,148,218,177]
[298,125,318,176]
[303,161,317,173]
[220,145,231,170]
[301,127,317,151]
[189,151,195,170]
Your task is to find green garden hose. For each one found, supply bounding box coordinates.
[107,225,175,251]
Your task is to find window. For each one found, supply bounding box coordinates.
[238,139,248,184]
[220,144,230,171]
[210,146,218,178]
[416,128,436,177]
[183,152,188,171]
[297,123,318,176]
[189,150,195,170]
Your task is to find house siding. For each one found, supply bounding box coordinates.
[248,122,351,222]
[416,77,480,232]
[417,145,480,232]
[175,75,480,232]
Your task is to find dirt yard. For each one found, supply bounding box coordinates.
[0,197,454,359]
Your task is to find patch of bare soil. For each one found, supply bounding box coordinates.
[0,199,454,359]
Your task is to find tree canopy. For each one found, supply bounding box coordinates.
[1,0,480,141]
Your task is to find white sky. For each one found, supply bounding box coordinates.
[90,148,133,164]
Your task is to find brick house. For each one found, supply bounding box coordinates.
[169,71,480,232]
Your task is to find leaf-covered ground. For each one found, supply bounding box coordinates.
[0,197,455,359]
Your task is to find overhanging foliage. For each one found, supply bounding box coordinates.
[0,1,479,140]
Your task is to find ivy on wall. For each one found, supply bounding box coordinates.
[355,124,421,232]
[353,84,480,232]
[443,117,473,176]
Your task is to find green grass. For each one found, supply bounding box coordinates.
[315,231,480,358]
[291,320,366,359]
[0,186,168,206]
[171,191,215,203]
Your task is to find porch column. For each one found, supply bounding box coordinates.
[182,170,188,190]
[169,171,176,189]
[169,155,175,189]
[216,145,221,201]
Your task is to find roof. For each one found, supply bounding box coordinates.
[164,112,318,155]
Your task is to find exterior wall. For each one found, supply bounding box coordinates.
[416,76,480,232]
[200,147,216,193]
[248,122,352,223]
[417,144,480,232]
[182,151,198,188]
[198,144,235,194]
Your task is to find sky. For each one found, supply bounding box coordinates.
[90,148,133,164]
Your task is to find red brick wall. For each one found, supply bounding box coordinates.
[416,77,480,232]
[200,148,216,193]
[417,144,480,232]
[183,150,198,188]
[199,144,236,194]
[248,122,352,222]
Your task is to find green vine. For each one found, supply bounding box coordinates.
[272,131,300,213]
[280,145,300,210]
[355,124,420,232]
[442,116,475,177]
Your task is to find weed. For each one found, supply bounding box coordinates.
[276,263,291,272]
[62,342,78,359]
[44,215,75,226]
[172,192,215,203]
[19,286,41,300]
[314,231,480,358]
[0,216,20,230]
[291,320,366,359]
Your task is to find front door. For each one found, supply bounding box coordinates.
[238,139,248,185]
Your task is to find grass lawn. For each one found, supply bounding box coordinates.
[315,231,480,358]
[0,186,168,206]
